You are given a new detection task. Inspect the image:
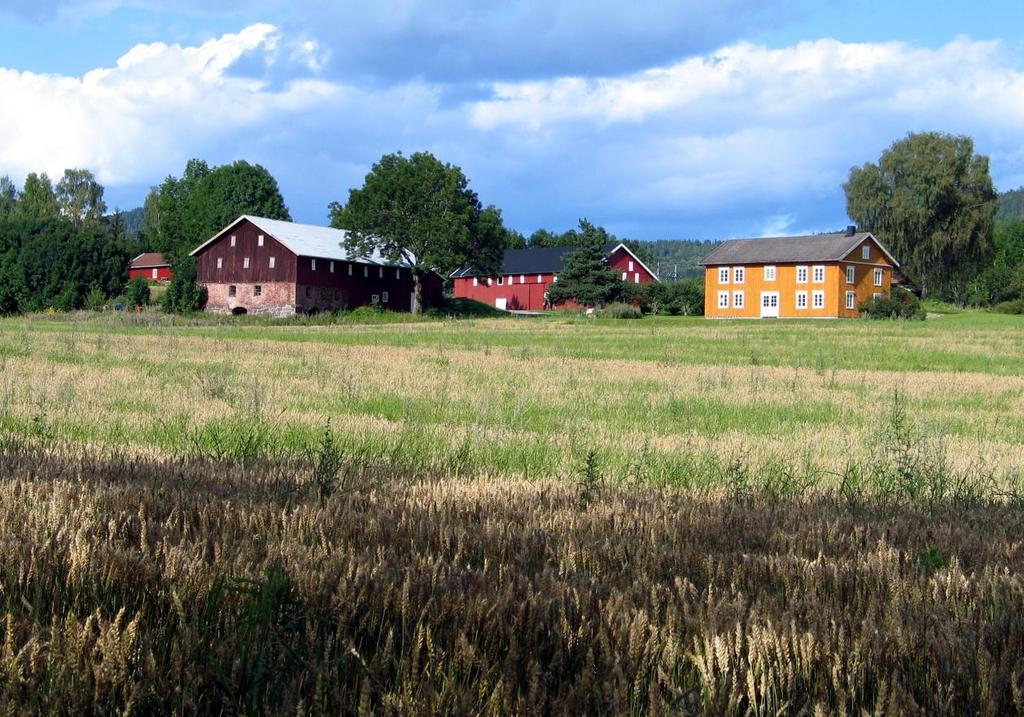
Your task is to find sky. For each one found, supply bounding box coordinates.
[0,1,1022,241]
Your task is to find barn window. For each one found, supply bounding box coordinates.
[717,291,729,309]
[537,275,542,283]
[230,236,236,247]
[348,264,353,276]
[846,291,856,310]
[330,261,335,273]
[874,268,884,286]
[311,259,317,271]
[509,276,515,285]
[269,257,276,269]
[733,267,745,283]
[553,275,558,282]
[363,266,368,278]
[217,257,223,269]
[796,291,807,309]
[228,285,237,297]
[473,277,478,287]
[764,265,776,281]
[733,291,744,309]
[718,267,729,284]
[846,266,855,283]
[396,268,401,279]
[812,290,825,308]
[520,275,525,284]
[333,290,339,300]
[378,267,384,278]
[862,245,870,260]
[634,273,640,283]
[244,257,252,269]
[321,288,329,299]
[371,294,380,304]
[813,265,825,283]
[305,287,312,299]
[628,260,634,271]
[257,235,264,247]
[498,276,504,285]
[254,285,262,297]
[382,291,389,303]
[796,266,808,283]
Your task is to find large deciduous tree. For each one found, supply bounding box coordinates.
[844,132,997,299]
[545,219,622,308]
[0,176,17,221]
[329,151,504,313]
[56,168,107,227]
[16,173,59,222]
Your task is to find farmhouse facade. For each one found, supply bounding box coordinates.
[700,228,898,319]
[190,216,442,316]
[128,253,172,282]
[451,244,658,311]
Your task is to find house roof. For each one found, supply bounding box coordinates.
[188,215,413,267]
[451,243,660,281]
[130,252,169,269]
[700,231,899,268]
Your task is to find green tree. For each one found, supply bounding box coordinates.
[546,219,622,308]
[124,277,151,307]
[844,132,997,299]
[329,151,503,313]
[56,168,107,227]
[16,173,59,222]
[0,176,17,221]
[161,256,205,314]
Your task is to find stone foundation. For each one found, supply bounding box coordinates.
[204,282,297,317]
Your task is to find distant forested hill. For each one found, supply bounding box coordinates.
[644,239,720,280]
[119,207,145,239]
[998,188,1024,223]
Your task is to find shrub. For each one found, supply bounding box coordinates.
[599,302,642,319]
[993,299,1024,314]
[124,277,151,307]
[84,284,106,311]
[859,290,925,320]
[161,257,205,314]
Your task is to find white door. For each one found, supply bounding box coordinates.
[760,292,780,318]
[495,298,507,310]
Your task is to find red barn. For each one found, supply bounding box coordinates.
[189,216,443,316]
[128,253,172,282]
[451,243,658,311]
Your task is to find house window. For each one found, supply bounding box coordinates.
[796,291,808,309]
[382,291,389,303]
[634,273,640,283]
[330,261,335,273]
[254,285,262,297]
[473,277,478,287]
[874,268,884,286]
[846,266,855,284]
[305,287,312,299]
[311,259,317,271]
[796,266,808,283]
[733,267,745,284]
[243,257,250,269]
[718,267,730,284]
[228,285,236,297]
[269,257,276,269]
[873,292,883,299]
[217,257,223,269]
[348,264,353,276]
[717,291,729,309]
[764,265,776,281]
[628,260,635,271]
[812,290,825,308]
[257,235,264,247]
[846,291,856,310]
[622,272,627,281]
[733,291,745,309]
[230,236,236,247]
[862,245,870,260]
[812,265,825,283]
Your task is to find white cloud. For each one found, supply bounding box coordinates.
[0,23,340,184]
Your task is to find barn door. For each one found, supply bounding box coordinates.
[495,298,508,311]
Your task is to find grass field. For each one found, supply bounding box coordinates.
[2,309,1024,714]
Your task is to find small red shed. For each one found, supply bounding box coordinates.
[129,253,172,282]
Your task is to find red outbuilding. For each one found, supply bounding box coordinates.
[189,215,443,316]
[451,243,658,311]
[128,253,172,282]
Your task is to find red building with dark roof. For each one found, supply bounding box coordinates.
[128,253,172,282]
[451,243,658,311]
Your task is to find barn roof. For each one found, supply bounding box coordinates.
[451,243,659,280]
[130,252,169,269]
[188,216,412,266]
[700,231,899,267]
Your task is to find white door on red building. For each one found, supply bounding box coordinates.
[495,298,507,310]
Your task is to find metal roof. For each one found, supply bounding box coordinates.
[451,242,659,280]
[129,252,169,268]
[700,231,899,267]
[189,216,412,266]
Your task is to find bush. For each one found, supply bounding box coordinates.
[161,257,205,314]
[599,302,642,319]
[859,290,925,320]
[124,277,151,307]
[993,299,1024,315]
[84,284,106,311]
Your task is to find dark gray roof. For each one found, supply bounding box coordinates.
[451,244,618,279]
[700,231,894,266]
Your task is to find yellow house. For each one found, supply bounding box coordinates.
[701,228,899,319]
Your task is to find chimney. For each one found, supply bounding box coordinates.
[845,225,857,237]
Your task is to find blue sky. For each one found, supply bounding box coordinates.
[0,0,1022,240]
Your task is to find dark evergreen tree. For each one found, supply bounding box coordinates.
[546,219,622,308]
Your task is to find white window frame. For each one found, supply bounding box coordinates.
[330,261,335,273]
[257,235,264,247]
[812,290,825,309]
[520,275,525,284]
[733,290,745,309]
[634,273,640,283]
[254,285,262,297]
[628,260,634,271]
[472,277,478,287]
[764,265,776,281]
[846,266,855,284]
[396,268,402,279]
[812,265,825,283]
[348,264,353,276]
[537,275,542,283]
[874,268,884,287]
[230,235,236,247]
[862,245,870,260]
[379,267,384,279]
[311,259,317,271]
[243,257,250,269]
[497,276,504,285]
[269,257,275,269]
[718,267,730,284]
[796,291,808,310]
[363,266,368,278]
[622,272,627,281]
[873,292,883,300]
[733,267,745,284]
[717,291,729,309]
[371,294,380,303]
[228,285,237,297]
[216,257,223,269]
[152,268,158,279]
[382,291,389,303]
[796,266,808,283]
[846,291,856,310]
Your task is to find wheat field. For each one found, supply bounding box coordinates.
[1,310,1024,714]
